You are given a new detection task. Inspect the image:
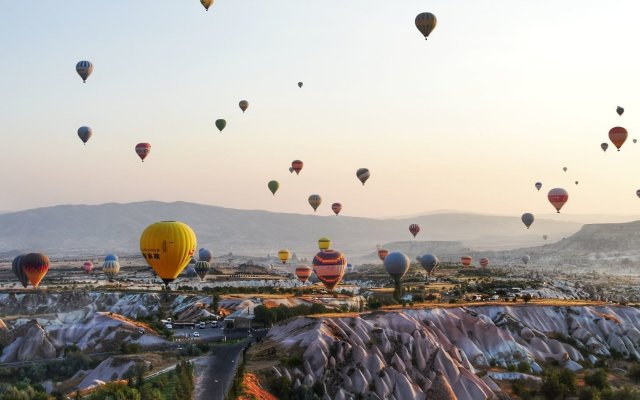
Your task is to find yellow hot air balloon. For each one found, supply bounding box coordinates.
[318,237,331,250]
[200,0,213,11]
[140,221,197,285]
[278,249,291,264]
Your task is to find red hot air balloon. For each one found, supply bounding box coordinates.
[135,143,151,162]
[291,160,303,175]
[460,256,472,267]
[609,127,628,151]
[22,253,50,288]
[312,249,347,291]
[377,248,389,261]
[548,188,569,213]
[295,265,313,283]
[331,203,342,215]
[479,258,489,268]
[409,224,420,238]
[82,261,94,274]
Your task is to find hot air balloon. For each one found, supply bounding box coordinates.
[535,182,542,191]
[548,188,569,213]
[575,181,579,185]
[377,248,389,261]
[609,127,628,151]
[418,254,438,280]
[543,235,548,240]
[318,237,331,250]
[11,255,28,288]
[78,126,92,145]
[522,255,531,265]
[105,254,118,262]
[201,0,213,10]
[268,180,279,195]
[461,256,472,267]
[617,106,624,116]
[634,139,637,144]
[135,143,151,162]
[331,203,342,215]
[295,265,312,283]
[409,224,420,238]
[384,252,410,298]
[521,213,534,229]
[563,167,567,172]
[291,160,303,175]
[312,249,347,291]
[601,143,609,152]
[479,258,489,268]
[195,261,210,280]
[278,249,291,264]
[415,12,437,40]
[215,119,227,132]
[239,100,249,113]
[22,253,49,288]
[356,168,370,185]
[288,167,294,173]
[185,265,196,278]
[308,195,322,212]
[199,248,213,262]
[637,189,640,199]
[76,61,93,83]
[103,258,120,280]
[298,82,303,88]
[347,263,353,271]
[82,261,94,274]
[140,221,197,286]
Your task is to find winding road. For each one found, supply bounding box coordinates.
[193,341,246,400]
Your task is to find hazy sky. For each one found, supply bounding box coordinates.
[1,1,640,218]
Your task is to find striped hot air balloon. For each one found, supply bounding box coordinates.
[356,168,370,185]
[12,255,28,288]
[295,265,313,283]
[76,61,93,83]
[22,253,50,288]
[195,261,210,280]
[479,258,489,268]
[415,13,437,40]
[548,188,569,213]
[278,249,291,264]
[409,224,420,238]
[318,237,331,250]
[135,143,151,162]
[609,126,628,151]
[460,256,472,267]
[308,195,322,212]
[312,250,347,291]
[103,258,120,280]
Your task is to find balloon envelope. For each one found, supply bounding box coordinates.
[76,61,93,82]
[461,256,472,267]
[239,100,249,113]
[194,261,210,280]
[278,249,291,264]
[140,221,197,285]
[384,252,410,282]
[521,213,534,229]
[415,12,437,39]
[82,261,94,274]
[535,182,542,191]
[199,248,213,262]
[135,143,151,162]
[331,203,342,215]
[601,143,608,152]
[308,195,322,211]
[12,255,28,288]
[268,180,279,195]
[609,127,628,151]
[617,106,624,116]
[298,82,303,88]
[291,160,303,175]
[479,258,489,268]
[103,259,120,280]
[419,254,438,275]
[215,119,227,132]
[105,254,118,262]
[312,250,347,291]
[78,126,92,144]
[548,188,569,213]
[409,224,420,238]
[22,253,49,288]
[522,255,531,265]
[356,168,370,185]
[377,248,389,261]
[200,0,213,10]
[318,237,331,250]
[563,167,567,172]
[295,265,312,283]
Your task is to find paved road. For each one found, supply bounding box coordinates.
[193,341,246,400]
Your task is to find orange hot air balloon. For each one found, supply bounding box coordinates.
[22,253,50,288]
[312,249,347,291]
[377,248,389,261]
[547,188,569,213]
[479,258,489,268]
[135,143,151,162]
[609,127,628,151]
[331,203,342,215]
[461,256,472,267]
[291,160,303,175]
[295,265,313,283]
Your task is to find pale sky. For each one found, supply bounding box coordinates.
[1,1,639,218]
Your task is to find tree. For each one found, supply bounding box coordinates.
[541,369,576,400]
[212,293,220,314]
[90,382,141,400]
[584,369,609,390]
[627,364,640,383]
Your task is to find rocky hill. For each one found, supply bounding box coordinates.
[249,305,640,400]
[0,201,581,257]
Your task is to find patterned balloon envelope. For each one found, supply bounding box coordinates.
[312,250,347,291]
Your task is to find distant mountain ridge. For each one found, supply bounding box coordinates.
[0,201,583,257]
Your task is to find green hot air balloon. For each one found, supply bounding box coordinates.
[215,119,226,132]
[194,261,210,280]
[268,180,279,195]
